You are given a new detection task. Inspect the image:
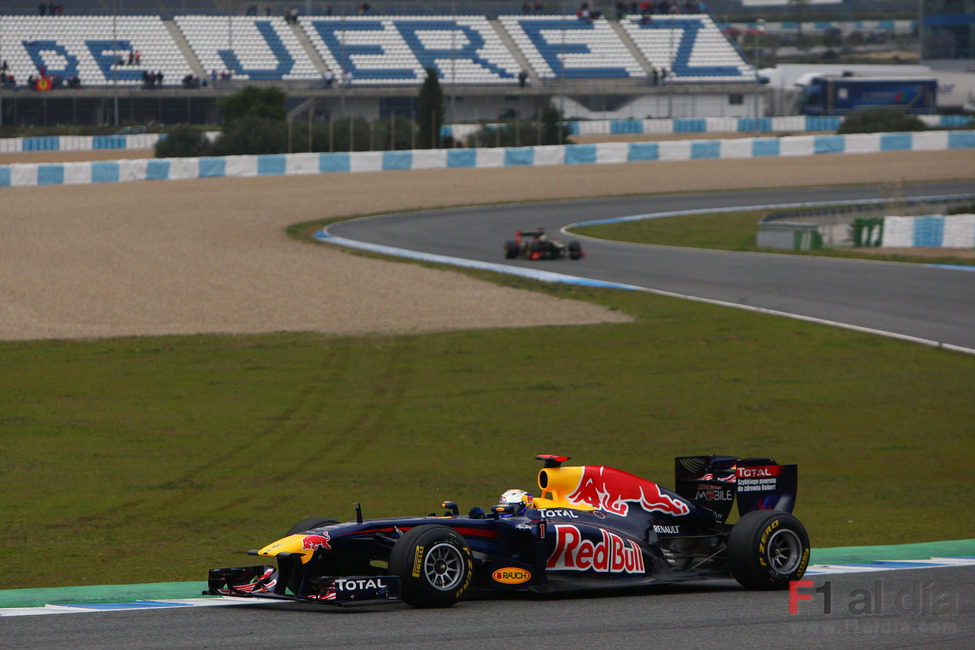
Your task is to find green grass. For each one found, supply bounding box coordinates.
[2,276,973,589]
[573,209,975,266]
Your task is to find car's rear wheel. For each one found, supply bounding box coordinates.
[286,518,338,535]
[504,240,518,259]
[389,525,472,608]
[727,510,810,590]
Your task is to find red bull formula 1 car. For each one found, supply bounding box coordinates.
[206,454,809,608]
[504,229,583,260]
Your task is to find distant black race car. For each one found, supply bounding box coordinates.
[504,229,583,260]
[206,454,809,608]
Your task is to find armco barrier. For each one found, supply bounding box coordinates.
[2,130,974,188]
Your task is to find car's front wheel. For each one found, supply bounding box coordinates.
[389,525,473,607]
[727,510,810,590]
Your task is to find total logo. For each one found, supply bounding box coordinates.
[737,466,779,478]
[546,524,646,574]
[333,577,389,591]
[539,509,579,519]
[492,567,532,585]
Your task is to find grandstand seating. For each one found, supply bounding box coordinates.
[1,16,193,88]
[299,15,521,84]
[175,15,320,81]
[0,11,759,89]
[620,14,754,82]
[498,15,645,80]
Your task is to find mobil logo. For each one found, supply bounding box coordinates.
[566,465,690,517]
[546,524,645,574]
[301,532,331,551]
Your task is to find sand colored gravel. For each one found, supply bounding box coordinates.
[0,149,972,341]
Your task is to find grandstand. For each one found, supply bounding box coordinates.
[0,4,765,127]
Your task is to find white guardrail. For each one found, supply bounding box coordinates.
[1,129,973,188]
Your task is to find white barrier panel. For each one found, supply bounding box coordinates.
[844,133,881,154]
[780,136,815,157]
[881,216,915,247]
[658,140,692,161]
[911,131,949,151]
[944,215,975,248]
[596,142,628,164]
[721,138,753,158]
[533,145,564,167]
[350,151,384,173]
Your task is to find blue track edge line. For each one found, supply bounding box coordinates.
[314,230,645,291]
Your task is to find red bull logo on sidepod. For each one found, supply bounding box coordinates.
[566,465,690,517]
[301,532,331,551]
[546,524,645,574]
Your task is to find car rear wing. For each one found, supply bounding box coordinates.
[674,455,797,523]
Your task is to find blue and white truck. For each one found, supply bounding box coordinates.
[798,75,938,115]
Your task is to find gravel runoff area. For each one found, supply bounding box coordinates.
[0,149,972,341]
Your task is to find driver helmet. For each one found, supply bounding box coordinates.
[498,489,533,516]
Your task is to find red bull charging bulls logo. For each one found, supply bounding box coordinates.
[566,465,690,517]
[301,532,331,551]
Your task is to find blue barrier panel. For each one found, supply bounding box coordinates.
[93,135,126,150]
[504,148,534,166]
[24,136,59,151]
[198,158,226,178]
[752,138,780,157]
[880,133,912,151]
[939,115,973,128]
[91,161,120,183]
[257,155,287,176]
[737,118,772,133]
[446,149,476,168]
[914,216,944,247]
[146,160,170,180]
[611,119,643,134]
[674,118,707,133]
[805,116,841,132]
[628,142,659,161]
[0,167,10,187]
[565,144,597,164]
[948,131,975,149]
[319,153,350,173]
[814,135,845,154]
[37,164,65,185]
[691,141,720,159]
[382,151,412,170]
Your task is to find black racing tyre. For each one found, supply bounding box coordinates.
[286,518,338,535]
[568,240,582,259]
[504,240,518,259]
[727,510,810,590]
[389,525,473,608]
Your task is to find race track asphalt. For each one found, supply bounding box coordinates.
[327,181,975,352]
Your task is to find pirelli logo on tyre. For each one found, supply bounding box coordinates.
[492,567,532,585]
[412,545,424,578]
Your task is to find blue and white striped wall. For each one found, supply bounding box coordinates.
[2,130,974,188]
[3,115,971,156]
[882,214,975,248]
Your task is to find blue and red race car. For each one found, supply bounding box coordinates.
[206,454,809,608]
